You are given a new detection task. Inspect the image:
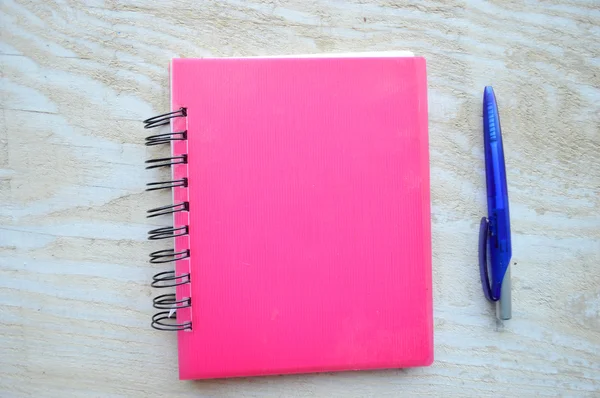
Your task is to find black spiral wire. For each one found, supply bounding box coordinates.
[145,108,192,331]
[143,108,187,129]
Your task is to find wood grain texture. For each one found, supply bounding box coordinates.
[0,0,598,396]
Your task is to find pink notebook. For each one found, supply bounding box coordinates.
[144,54,432,380]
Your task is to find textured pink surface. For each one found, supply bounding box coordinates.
[170,57,431,380]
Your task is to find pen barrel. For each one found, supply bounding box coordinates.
[483,86,512,318]
[490,207,510,253]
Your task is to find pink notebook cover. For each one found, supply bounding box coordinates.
[169,56,431,380]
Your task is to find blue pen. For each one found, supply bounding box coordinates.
[478,86,512,320]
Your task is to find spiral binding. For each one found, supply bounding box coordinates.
[145,131,187,146]
[152,270,191,288]
[143,107,186,129]
[146,178,187,192]
[148,226,189,240]
[149,249,190,263]
[147,202,189,218]
[153,293,191,310]
[145,108,192,331]
[152,311,192,331]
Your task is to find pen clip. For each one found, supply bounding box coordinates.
[479,217,498,302]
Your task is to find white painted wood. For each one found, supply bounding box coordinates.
[1,0,598,396]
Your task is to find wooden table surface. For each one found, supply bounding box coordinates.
[1,1,599,397]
